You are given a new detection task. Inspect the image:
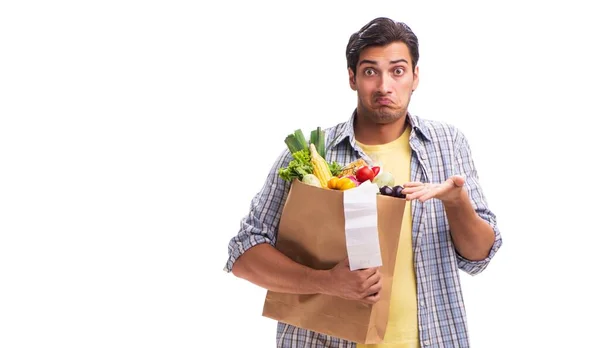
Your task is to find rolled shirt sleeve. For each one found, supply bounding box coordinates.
[452,130,503,275]
[223,150,292,273]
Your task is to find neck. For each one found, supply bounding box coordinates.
[354,112,408,145]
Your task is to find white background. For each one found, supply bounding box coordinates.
[1,1,599,347]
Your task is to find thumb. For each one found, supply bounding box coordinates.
[449,175,465,187]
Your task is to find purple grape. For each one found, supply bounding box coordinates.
[380,185,393,196]
[392,185,406,198]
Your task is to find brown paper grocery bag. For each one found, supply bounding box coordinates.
[262,179,405,344]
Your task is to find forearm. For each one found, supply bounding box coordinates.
[231,243,329,294]
[444,189,495,261]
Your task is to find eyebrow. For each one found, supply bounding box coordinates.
[358,58,409,66]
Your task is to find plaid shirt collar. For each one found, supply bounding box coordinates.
[330,108,432,152]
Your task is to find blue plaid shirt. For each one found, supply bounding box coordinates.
[224,110,503,347]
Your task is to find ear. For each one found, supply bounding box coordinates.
[411,65,420,92]
[348,67,357,91]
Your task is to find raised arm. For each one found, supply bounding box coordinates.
[449,130,503,274]
[402,129,503,275]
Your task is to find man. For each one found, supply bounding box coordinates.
[223,17,502,348]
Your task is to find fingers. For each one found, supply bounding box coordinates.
[360,270,382,302]
[407,177,465,189]
[363,269,381,288]
[401,186,424,194]
[402,182,429,201]
[403,183,445,202]
[403,181,424,188]
[365,277,383,295]
[404,187,429,201]
[357,266,378,278]
[361,290,381,304]
[413,188,437,202]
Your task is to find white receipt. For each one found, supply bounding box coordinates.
[342,182,382,271]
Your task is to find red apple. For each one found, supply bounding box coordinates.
[371,166,380,176]
[355,166,375,183]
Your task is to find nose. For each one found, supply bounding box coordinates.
[377,73,393,94]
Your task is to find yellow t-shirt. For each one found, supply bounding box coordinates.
[356,124,418,348]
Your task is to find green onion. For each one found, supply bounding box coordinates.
[310,127,325,158]
[284,129,309,154]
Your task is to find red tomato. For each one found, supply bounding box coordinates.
[371,166,380,177]
[355,166,375,183]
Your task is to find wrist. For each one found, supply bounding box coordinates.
[308,269,332,295]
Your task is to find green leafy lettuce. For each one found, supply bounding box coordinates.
[328,161,342,177]
[278,149,313,182]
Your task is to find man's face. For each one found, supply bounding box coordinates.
[349,41,419,124]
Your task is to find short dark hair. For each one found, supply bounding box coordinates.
[346,17,419,74]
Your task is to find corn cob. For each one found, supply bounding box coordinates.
[309,143,332,188]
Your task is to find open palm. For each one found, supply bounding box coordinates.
[402,175,466,203]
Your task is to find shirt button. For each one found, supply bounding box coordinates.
[420,301,425,307]
[424,340,430,346]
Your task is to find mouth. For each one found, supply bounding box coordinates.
[375,97,393,106]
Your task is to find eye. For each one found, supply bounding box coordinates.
[394,68,405,75]
[364,68,376,76]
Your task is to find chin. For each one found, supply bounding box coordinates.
[371,108,402,123]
